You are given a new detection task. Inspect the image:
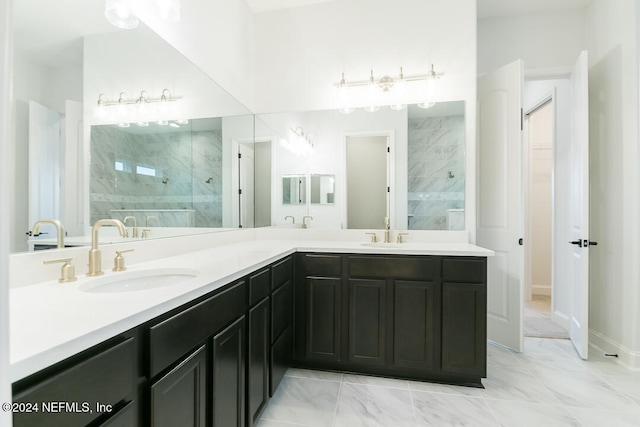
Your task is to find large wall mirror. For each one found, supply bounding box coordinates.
[11,0,254,253]
[256,101,465,230]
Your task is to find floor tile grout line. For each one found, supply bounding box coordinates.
[330,379,343,427]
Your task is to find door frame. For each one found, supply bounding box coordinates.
[342,130,395,229]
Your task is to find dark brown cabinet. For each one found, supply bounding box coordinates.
[212,316,246,427]
[270,257,293,395]
[294,253,487,386]
[12,337,136,427]
[348,278,386,366]
[247,297,270,427]
[393,280,440,372]
[150,345,207,427]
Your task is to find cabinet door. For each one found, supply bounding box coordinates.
[212,316,245,427]
[248,298,270,427]
[441,282,486,377]
[270,325,292,396]
[348,278,386,366]
[305,277,342,362]
[150,345,206,427]
[393,280,440,371]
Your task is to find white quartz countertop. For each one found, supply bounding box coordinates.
[10,239,493,382]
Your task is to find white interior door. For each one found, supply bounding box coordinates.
[477,60,524,352]
[568,50,590,359]
[28,101,61,237]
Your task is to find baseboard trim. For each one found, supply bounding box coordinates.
[589,330,640,370]
[532,285,551,296]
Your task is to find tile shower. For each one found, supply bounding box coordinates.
[90,124,223,228]
[407,114,465,230]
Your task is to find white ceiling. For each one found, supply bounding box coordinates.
[477,0,591,19]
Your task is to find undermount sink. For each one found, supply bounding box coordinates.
[79,268,199,294]
[360,242,404,248]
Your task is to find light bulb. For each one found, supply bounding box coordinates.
[104,0,139,29]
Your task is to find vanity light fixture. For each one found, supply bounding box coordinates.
[104,0,139,29]
[281,127,315,157]
[93,89,182,125]
[336,64,441,113]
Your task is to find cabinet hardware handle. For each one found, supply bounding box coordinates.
[569,240,582,246]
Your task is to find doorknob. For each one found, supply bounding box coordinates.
[569,240,583,247]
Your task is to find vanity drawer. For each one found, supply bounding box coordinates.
[272,256,293,289]
[13,338,135,427]
[149,280,246,377]
[299,253,342,277]
[349,255,437,280]
[249,268,271,306]
[442,257,486,283]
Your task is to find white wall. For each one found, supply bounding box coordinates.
[585,0,640,368]
[252,0,476,114]
[478,9,586,77]
[0,0,13,422]
[130,0,256,112]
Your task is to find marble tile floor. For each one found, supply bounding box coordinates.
[257,338,640,427]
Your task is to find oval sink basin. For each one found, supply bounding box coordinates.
[79,268,199,293]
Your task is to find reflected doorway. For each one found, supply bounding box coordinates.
[345,134,389,229]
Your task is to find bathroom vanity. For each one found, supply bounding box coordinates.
[9,236,491,426]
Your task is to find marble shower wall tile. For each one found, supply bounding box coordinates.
[91,125,223,226]
[407,116,465,230]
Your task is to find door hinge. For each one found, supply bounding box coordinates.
[238,153,242,159]
[387,186,390,193]
[387,147,390,153]
[238,189,242,195]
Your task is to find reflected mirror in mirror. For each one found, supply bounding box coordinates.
[282,175,307,205]
[11,1,254,253]
[310,174,335,204]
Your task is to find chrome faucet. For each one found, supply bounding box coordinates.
[32,219,65,248]
[384,216,391,243]
[285,215,295,224]
[123,216,138,238]
[88,219,127,276]
[302,216,313,229]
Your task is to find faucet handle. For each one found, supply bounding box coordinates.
[113,249,134,272]
[396,232,409,244]
[365,232,378,243]
[43,258,77,283]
